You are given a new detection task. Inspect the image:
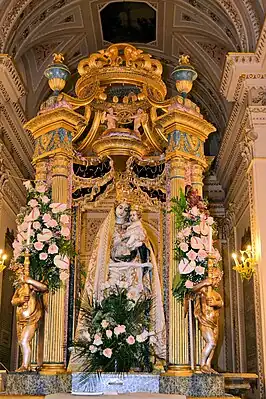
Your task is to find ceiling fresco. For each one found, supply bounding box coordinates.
[0,0,264,155]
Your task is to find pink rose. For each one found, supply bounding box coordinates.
[46,219,58,228]
[42,195,50,204]
[185,280,194,289]
[191,236,204,250]
[89,345,98,353]
[43,214,51,223]
[48,244,58,254]
[192,225,201,234]
[103,348,112,358]
[101,320,109,329]
[39,252,48,260]
[114,325,126,336]
[195,266,205,275]
[187,249,197,261]
[54,255,69,269]
[13,240,22,249]
[126,335,135,345]
[60,214,70,224]
[190,206,199,216]
[106,330,112,339]
[34,241,44,251]
[27,207,40,221]
[183,227,191,237]
[93,333,103,346]
[50,203,67,214]
[60,270,69,281]
[33,221,41,230]
[37,229,53,242]
[201,236,209,250]
[36,184,46,193]
[61,226,70,238]
[28,199,38,207]
[179,242,189,252]
[200,221,209,236]
[177,232,184,240]
[179,258,196,274]
[197,249,208,261]
[17,232,26,243]
[20,222,29,232]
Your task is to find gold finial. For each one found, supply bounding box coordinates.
[53,53,65,64]
[178,54,190,65]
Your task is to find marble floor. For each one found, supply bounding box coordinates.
[46,395,186,399]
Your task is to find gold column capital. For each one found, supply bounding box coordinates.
[24,108,86,140]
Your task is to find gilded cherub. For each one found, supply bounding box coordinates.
[11,274,48,372]
[101,107,118,129]
[192,267,223,374]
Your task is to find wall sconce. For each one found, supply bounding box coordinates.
[232,245,256,280]
[0,250,7,273]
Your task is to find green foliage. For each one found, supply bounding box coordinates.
[170,189,187,230]
[74,285,154,373]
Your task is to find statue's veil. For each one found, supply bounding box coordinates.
[70,206,166,370]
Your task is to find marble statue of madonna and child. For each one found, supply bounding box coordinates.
[77,201,166,360]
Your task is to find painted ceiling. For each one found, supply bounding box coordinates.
[0,0,264,155]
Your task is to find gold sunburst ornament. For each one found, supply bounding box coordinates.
[232,245,256,280]
[0,250,7,273]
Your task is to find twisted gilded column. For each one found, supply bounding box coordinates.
[24,108,86,372]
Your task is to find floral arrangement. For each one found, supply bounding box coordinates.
[74,281,156,373]
[171,187,221,302]
[10,180,73,292]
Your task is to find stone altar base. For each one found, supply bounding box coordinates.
[5,372,224,397]
[5,372,72,396]
[160,374,224,396]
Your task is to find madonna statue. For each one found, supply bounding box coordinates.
[78,201,166,360]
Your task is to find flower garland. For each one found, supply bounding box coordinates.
[172,187,221,302]
[10,181,74,292]
[74,281,156,373]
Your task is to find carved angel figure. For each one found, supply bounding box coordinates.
[102,107,118,129]
[192,267,223,374]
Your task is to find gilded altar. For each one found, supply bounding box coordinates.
[23,43,216,375]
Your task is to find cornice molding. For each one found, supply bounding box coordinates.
[0,107,34,175]
[0,54,26,99]
[220,19,266,100]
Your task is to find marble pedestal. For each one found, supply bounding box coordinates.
[72,373,160,394]
[5,372,72,396]
[5,372,224,397]
[160,374,224,396]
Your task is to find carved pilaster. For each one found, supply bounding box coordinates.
[191,162,204,196]
[240,128,258,170]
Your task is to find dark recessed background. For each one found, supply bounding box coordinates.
[100,1,156,44]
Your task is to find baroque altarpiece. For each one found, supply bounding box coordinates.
[23,43,216,372]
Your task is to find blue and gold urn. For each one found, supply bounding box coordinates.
[171,55,197,97]
[44,53,70,93]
